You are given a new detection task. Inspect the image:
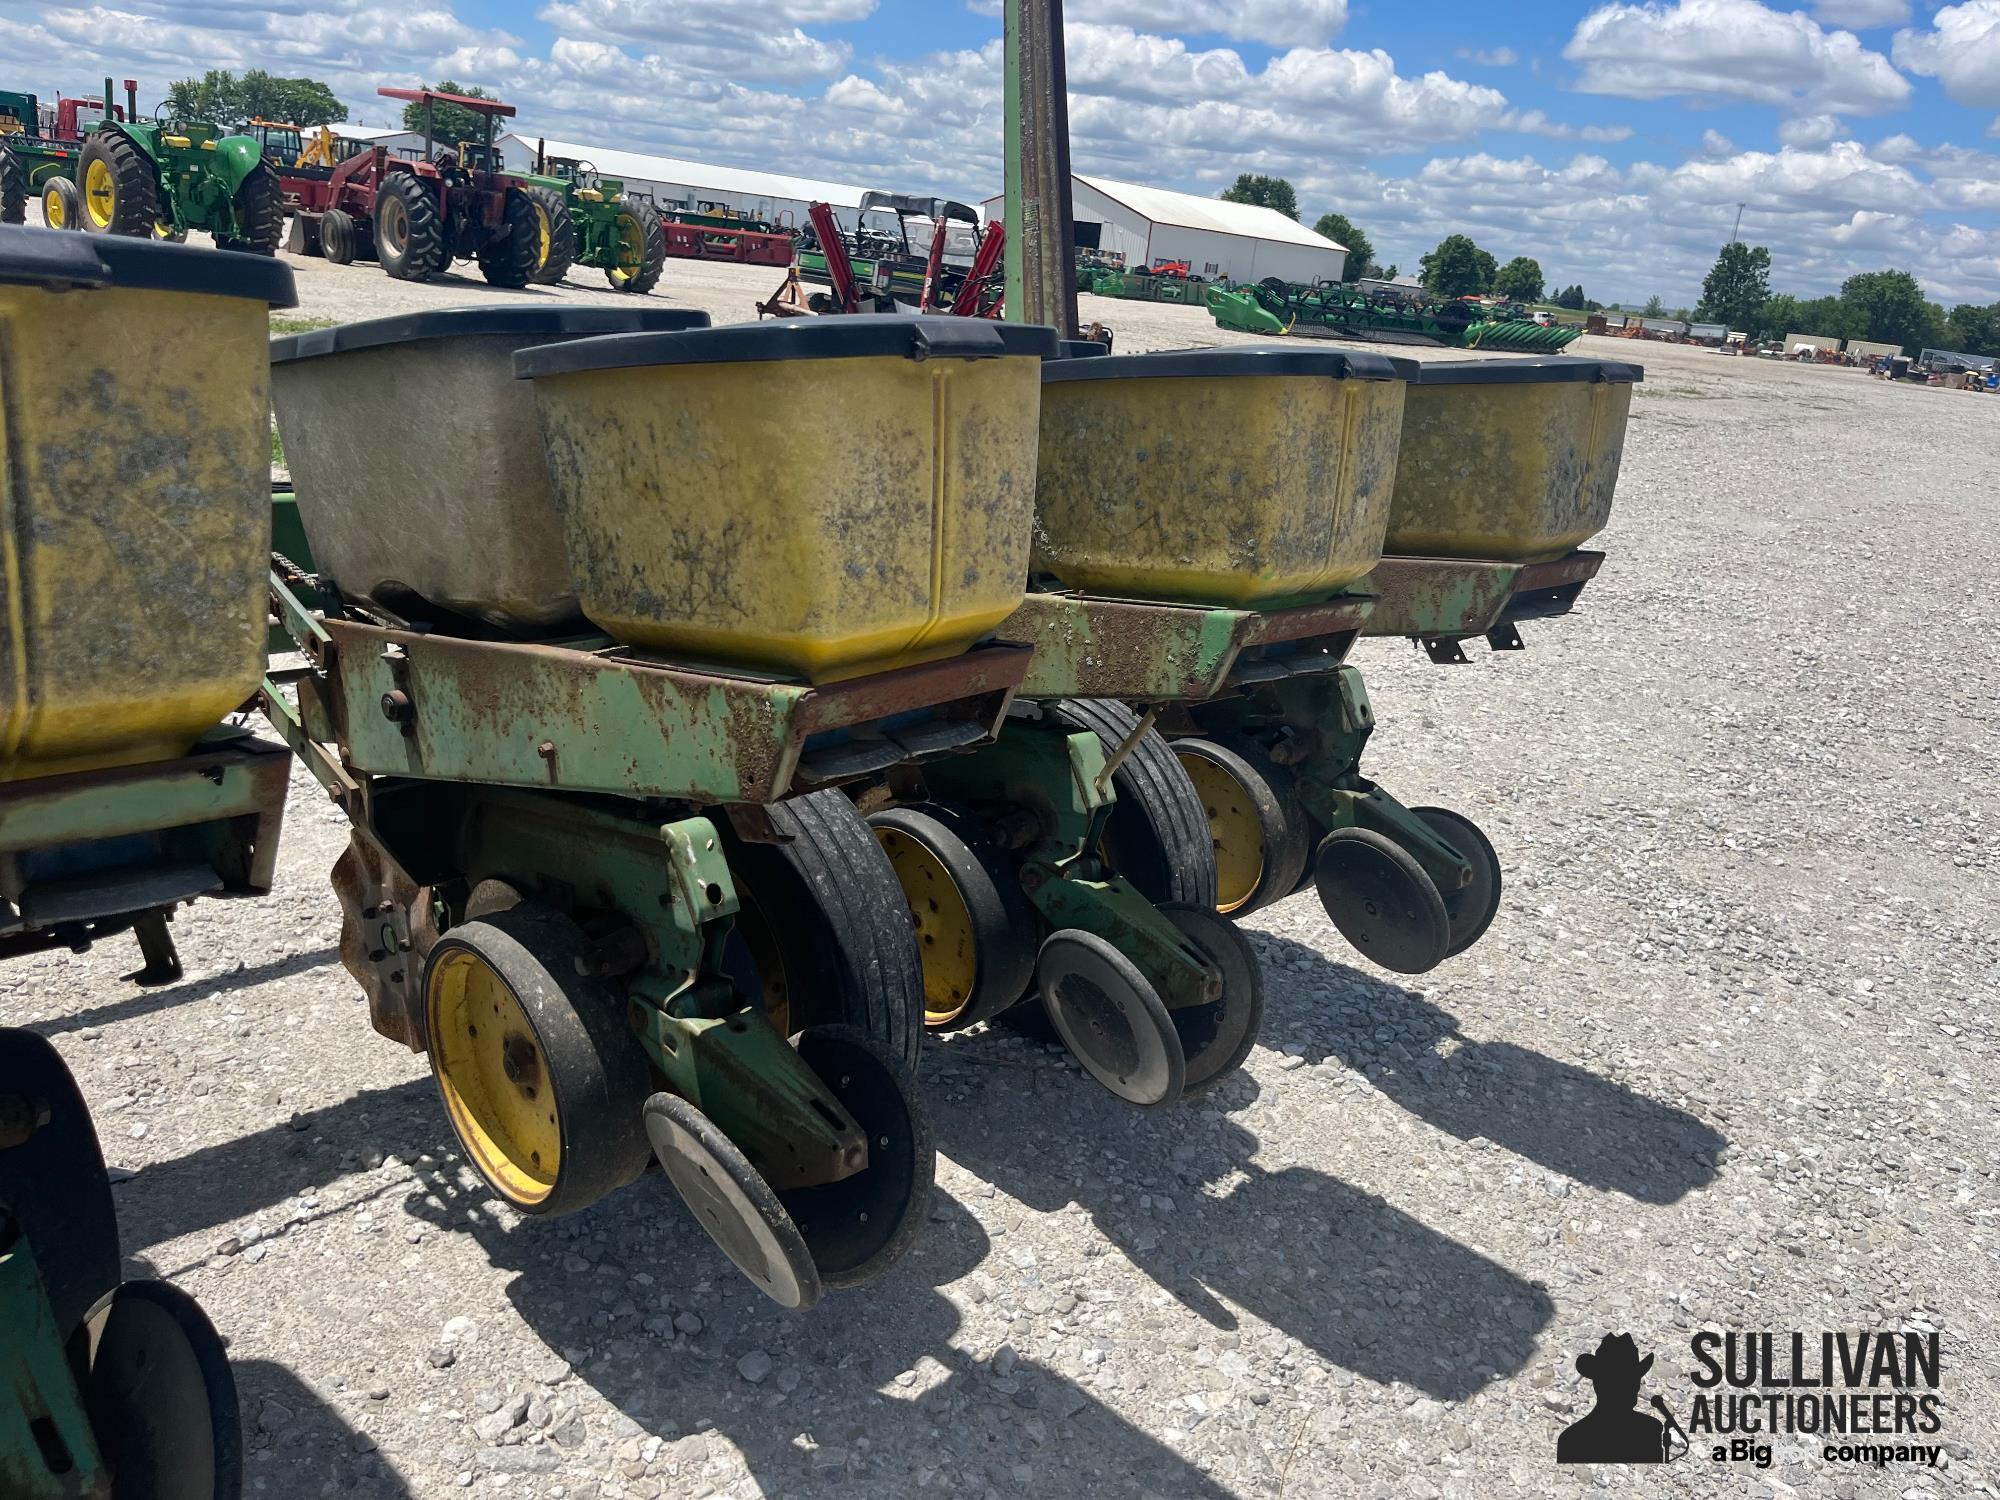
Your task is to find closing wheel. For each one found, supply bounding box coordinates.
[1412,806,1503,957]
[75,1278,241,1500]
[867,804,1037,1031]
[1045,699,1217,908]
[422,905,652,1216]
[1156,903,1266,1097]
[1173,736,1310,917]
[777,1024,934,1288]
[1037,930,1184,1108]
[719,790,924,1070]
[645,1093,821,1311]
[1313,827,1450,975]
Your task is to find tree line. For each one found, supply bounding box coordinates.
[1691,241,1997,356]
[159,68,502,146]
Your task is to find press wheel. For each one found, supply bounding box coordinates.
[422,905,652,1216]
[867,804,1037,1031]
[1313,827,1450,975]
[645,1093,821,1311]
[1157,903,1265,1097]
[1045,699,1217,908]
[1173,736,1310,917]
[720,790,924,1069]
[75,1279,241,1500]
[777,1025,934,1288]
[1412,806,1503,957]
[1037,930,1184,1108]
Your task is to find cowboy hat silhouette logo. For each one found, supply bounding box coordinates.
[1557,1333,1673,1464]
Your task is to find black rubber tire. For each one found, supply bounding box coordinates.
[1313,827,1451,975]
[1037,929,1184,1109]
[214,161,281,255]
[867,804,1038,1032]
[421,905,654,1217]
[42,174,84,231]
[780,1025,935,1289]
[76,1278,242,1500]
[719,790,925,1072]
[1211,730,1315,910]
[1412,806,1504,958]
[478,188,543,289]
[374,171,444,281]
[524,185,573,284]
[1158,903,1265,1098]
[319,207,355,264]
[609,202,667,294]
[1,148,24,224]
[78,130,159,238]
[1173,735,1310,919]
[1045,699,1217,909]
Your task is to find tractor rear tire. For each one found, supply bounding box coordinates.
[214,162,282,256]
[42,176,83,231]
[374,172,445,282]
[608,203,667,295]
[524,186,573,285]
[0,149,24,224]
[478,189,543,289]
[320,208,356,265]
[78,130,160,238]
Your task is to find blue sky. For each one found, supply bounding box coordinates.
[6,0,1998,304]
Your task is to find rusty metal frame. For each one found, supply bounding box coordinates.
[1359,550,1604,651]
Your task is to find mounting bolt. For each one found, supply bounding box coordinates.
[380,690,413,724]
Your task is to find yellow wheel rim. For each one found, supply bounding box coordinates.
[875,826,980,1027]
[426,946,561,1206]
[609,211,644,287]
[42,184,65,228]
[534,203,551,269]
[1178,750,1266,915]
[83,157,114,228]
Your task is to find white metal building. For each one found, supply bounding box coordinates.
[498,133,868,232]
[336,124,427,160]
[979,173,1346,285]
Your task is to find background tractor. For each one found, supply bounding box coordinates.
[359,87,569,287]
[527,143,666,294]
[68,79,282,252]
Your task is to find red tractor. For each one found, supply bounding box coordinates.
[280,88,551,286]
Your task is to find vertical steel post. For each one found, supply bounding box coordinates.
[1004,0,1079,336]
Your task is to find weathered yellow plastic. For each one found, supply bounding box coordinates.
[0,286,272,781]
[1034,374,1406,606]
[531,355,1041,683]
[1387,380,1633,562]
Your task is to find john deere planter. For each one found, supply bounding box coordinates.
[266,312,1062,1306]
[0,226,297,983]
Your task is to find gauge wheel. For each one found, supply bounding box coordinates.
[422,904,653,1216]
[867,803,1038,1031]
[1172,735,1311,918]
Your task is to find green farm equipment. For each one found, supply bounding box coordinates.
[2,1028,245,1499]
[2,88,129,230]
[527,144,666,294]
[65,80,282,252]
[263,308,1078,1306]
[1209,276,1583,351]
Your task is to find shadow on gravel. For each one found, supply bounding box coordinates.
[29,945,343,1038]
[928,1053,1552,1403]
[231,1357,420,1497]
[1250,931,1726,1206]
[404,1164,1244,1497]
[113,1078,441,1257]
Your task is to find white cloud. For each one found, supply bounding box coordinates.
[1068,0,1348,48]
[1702,127,1736,154]
[1505,107,1634,141]
[1778,113,1844,145]
[1565,0,1912,114]
[1811,0,1910,26]
[1894,2,2000,108]
[1455,45,1520,66]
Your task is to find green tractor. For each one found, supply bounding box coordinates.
[68,80,281,252]
[526,143,666,294]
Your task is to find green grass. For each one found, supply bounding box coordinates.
[269,316,338,335]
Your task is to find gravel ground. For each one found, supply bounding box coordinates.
[7,241,1999,1499]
